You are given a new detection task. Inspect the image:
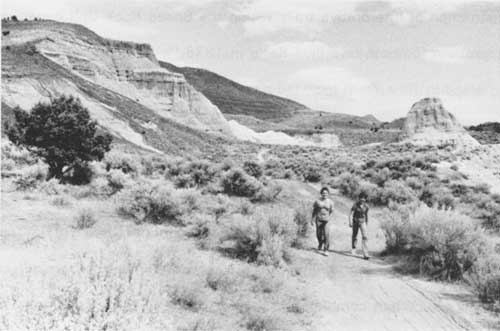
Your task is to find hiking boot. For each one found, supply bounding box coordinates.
[363,256,370,260]
[351,248,356,255]
[323,251,329,257]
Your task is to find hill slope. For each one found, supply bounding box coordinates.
[2,19,234,145]
[160,61,307,121]
[1,41,228,156]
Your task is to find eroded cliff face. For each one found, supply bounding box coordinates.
[2,20,232,137]
[403,97,479,148]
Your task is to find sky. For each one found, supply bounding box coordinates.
[2,0,500,124]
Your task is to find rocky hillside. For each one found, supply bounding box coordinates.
[402,97,479,147]
[467,122,500,144]
[160,61,307,121]
[1,21,231,156]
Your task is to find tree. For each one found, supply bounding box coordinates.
[6,95,112,182]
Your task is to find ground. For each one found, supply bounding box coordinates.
[1,176,499,330]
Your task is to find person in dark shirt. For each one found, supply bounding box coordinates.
[349,192,370,259]
[311,187,334,256]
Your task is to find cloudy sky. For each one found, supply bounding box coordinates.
[3,0,500,124]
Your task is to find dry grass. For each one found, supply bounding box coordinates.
[0,178,311,330]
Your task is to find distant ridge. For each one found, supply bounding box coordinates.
[160,61,307,121]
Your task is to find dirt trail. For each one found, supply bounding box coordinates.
[281,182,497,331]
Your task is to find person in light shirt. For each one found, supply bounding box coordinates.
[311,187,334,256]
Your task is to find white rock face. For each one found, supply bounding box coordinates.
[2,21,233,137]
[228,120,341,147]
[2,78,162,153]
[402,97,479,148]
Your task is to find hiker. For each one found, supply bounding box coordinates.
[311,187,334,256]
[349,192,370,259]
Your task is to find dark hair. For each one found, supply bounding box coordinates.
[358,192,367,199]
[320,187,329,194]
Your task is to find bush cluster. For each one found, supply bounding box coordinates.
[14,162,48,190]
[381,205,487,281]
[221,207,297,267]
[116,183,184,225]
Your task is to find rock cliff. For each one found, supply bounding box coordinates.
[2,20,232,137]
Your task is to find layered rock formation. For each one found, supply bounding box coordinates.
[2,20,232,137]
[402,98,479,147]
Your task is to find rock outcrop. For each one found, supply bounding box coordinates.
[2,20,232,137]
[402,98,479,147]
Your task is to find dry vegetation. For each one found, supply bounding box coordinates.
[2,136,500,330]
[0,139,312,330]
[261,141,500,308]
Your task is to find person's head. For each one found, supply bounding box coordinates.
[358,192,367,202]
[320,187,329,198]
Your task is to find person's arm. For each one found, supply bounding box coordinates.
[365,205,369,225]
[311,201,317,226]
[348,205,354,228]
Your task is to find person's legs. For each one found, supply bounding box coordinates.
[359,221,369,258]
[352,220,359,249]
[323,221,330,251]
[316,221,324,250]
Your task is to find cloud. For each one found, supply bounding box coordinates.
[237,0,358,36]
[388,12,412,25]
[290,66,372,90]
[423,46,468,64]
[217,20,230,29]
[236,0,470,34]
[261,41,343,61]
[387,1,468,25]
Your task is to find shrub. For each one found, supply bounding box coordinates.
[74,208,97,229]
[183,160,218,187]
[66,162,94,185]
[174,174,194,188]
[237,200,255,215]
[186,214,214,240]
[140,154,167,176]
[205,265,236,291]
[221,168,264,198]
[206,194,233,220]
[1,158,15,173]
[303,166,323,183]
[250,182,283,203]
[380,180,416,205]
[104,150,142,175]
[381,205,486,280]
[243,311,281,331]
[221,207,297,267]
[291,203,310,248]
[168,160,218,188]
[336,173,361,198]
[419,185,455,210]
[169,282,205,311]
[380,204,413,253]
[471,195,500,230]
[6,96,112,182]
[116,184,184,225]
[469,245,500,305]
[106,169,130,195]
[14,162,48,190]
[177,189,202,214]
[243,161,263,178]
[51,195,73,207]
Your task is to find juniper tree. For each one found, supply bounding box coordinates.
[6,95,112,182]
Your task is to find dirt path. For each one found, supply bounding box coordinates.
[280,182,498,331]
